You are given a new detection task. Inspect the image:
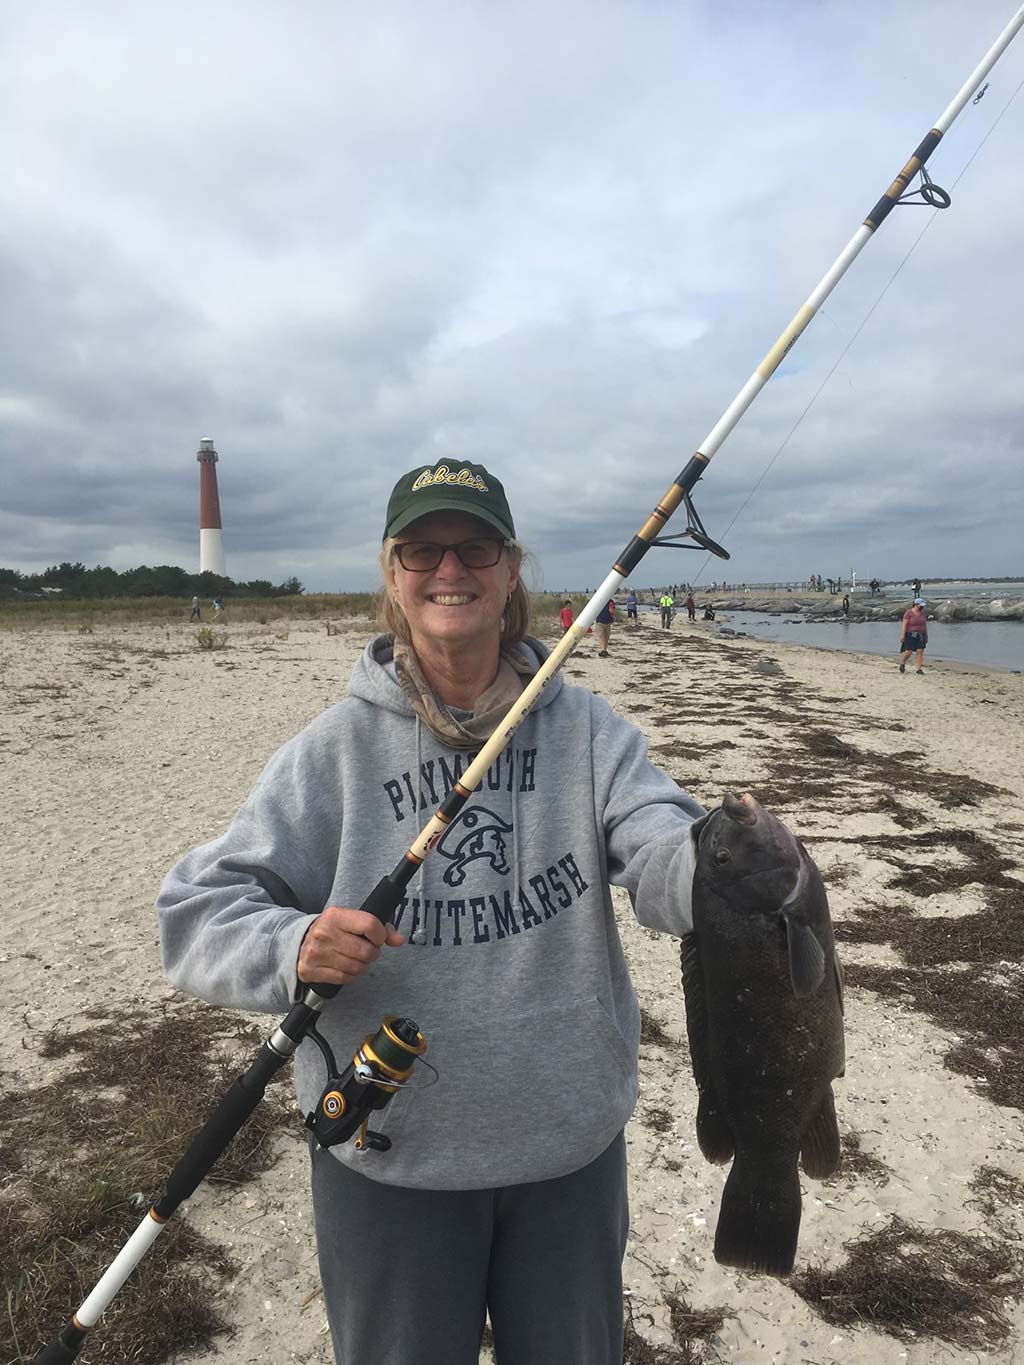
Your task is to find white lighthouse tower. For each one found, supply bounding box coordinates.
[197,437,226,577]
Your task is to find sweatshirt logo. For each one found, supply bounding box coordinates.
[436,806,512,886]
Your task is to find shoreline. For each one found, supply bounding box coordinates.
[673,614,1023,677]
[714,625,1023,676]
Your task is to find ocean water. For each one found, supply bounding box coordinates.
[712,611,1024,673]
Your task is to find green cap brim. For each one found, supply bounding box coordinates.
[386,499,514,541]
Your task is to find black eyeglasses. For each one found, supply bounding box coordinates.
[393,538,511,572]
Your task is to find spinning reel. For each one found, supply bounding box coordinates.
[304,1015,436,1153]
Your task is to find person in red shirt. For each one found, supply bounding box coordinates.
[559,599,574,633]
[899,598,928,674]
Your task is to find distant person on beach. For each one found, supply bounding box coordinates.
[899,597,929,674]
[189,595,201,622]
[685,592,696,621]
[703,605,716,621]
[213,595,223,620]
[559,598,574,633]
[841,595,850,619]
[157,457,710,1365]
[912,577,922,598]
[626,589,638,628]
[659,592,674,629]
[595,598,615,657]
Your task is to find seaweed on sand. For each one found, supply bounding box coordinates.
[623,1290,730,1364]
[791,1216,1024,1347]
[823,1130,891,1187]
[0,1001,295,1363]
[967,1165,1024,1226]
[639,1007,676,1048]
[844,956,1024,1110]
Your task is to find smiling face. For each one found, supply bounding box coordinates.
[385,510,521,654]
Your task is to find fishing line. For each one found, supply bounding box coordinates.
[689,70,1024,588]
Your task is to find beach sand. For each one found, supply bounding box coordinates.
[2,615,1022,1364]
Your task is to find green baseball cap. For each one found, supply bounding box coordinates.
[384,460,516,541]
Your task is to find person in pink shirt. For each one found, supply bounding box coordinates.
[899,597,928,674]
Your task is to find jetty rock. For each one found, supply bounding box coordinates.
[928,596,1024,623]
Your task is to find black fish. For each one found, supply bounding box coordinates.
[681,792,845,1276]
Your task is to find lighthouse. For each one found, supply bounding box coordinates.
[196,437,226,577]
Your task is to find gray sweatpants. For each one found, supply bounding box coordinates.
[310,1132,628,1365]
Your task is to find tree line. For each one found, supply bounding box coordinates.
[0,562,304,599]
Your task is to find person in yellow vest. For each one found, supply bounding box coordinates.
[659,592,674,629]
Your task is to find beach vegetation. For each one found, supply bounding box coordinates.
[193,626,228,651]
[792,1216,1024,1348]
[638,1007,678,1049]
[0,592,375,630]
[0,1003,294,1363]
[0,588,565,635]
[623,1289,731,1363]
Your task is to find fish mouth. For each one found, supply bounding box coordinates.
[729,862,794,886]
[722,792,758,824]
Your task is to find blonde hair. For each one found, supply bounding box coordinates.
[377,538,532,646]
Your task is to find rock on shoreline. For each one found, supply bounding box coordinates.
[664,594,1024,623]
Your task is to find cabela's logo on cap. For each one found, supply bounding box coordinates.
[411,464,489,495]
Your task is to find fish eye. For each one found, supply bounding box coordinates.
[714,849,731,865]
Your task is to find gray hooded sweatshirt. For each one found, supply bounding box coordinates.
[157,635,702,1190]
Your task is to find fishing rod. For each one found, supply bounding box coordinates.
[34,6,1024,1361]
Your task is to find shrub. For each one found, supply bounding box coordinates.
[193,627,227,651]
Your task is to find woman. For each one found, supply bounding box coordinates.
[157,459,702,1365]
[899,596,928,674]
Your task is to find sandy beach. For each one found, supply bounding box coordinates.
[2,613,1023,1364]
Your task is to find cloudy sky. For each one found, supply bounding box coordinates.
[3,1,1022,592]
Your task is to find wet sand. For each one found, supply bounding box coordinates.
[2,616,1022,1364]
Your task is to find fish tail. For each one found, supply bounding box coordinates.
[714,1153,801,1277]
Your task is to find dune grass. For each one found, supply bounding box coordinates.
[0,591,566,635]
[0,592,379,630]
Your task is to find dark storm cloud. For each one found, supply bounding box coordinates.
[1,0,1022,590]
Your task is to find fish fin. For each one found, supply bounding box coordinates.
[681,934,735,1164]
[782,915,826,997]
[697,1091,735,1164]
[714,1153,801,1277]
[800,1087,841,1178]
[834,952,845,1016]
[680,933,712,1091]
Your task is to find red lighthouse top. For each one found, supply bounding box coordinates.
[197,438,222,530]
